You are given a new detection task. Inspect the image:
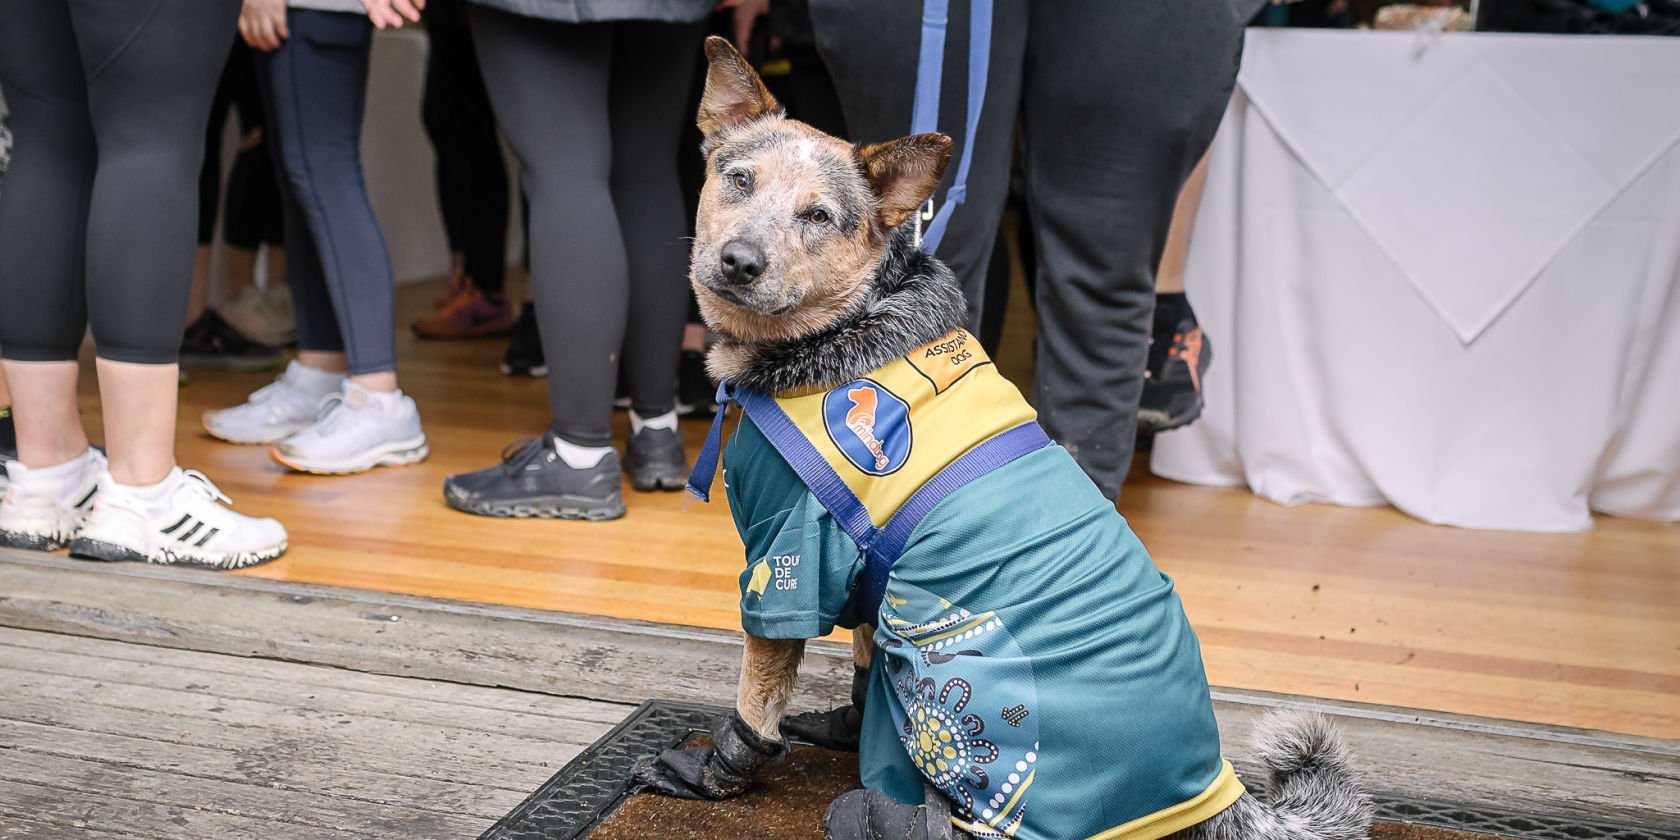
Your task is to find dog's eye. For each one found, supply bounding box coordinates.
[806,208,830,225]
[731,172,750,192]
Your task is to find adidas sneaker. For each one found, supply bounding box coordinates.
[271,382,428,475]
[0,448,106,551]
[70,468,287,569]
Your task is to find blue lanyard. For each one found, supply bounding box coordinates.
[912,0,992,254]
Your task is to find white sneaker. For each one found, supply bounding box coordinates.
[220,285,296,347]
[203,360,344,445]
[70,468,287,569]
[271,382,428,475]
[0,449,106,551]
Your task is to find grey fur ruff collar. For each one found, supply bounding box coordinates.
[715,227,970,395]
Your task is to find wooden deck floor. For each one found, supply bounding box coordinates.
[55,278,1680,741]
[0,625,631,839]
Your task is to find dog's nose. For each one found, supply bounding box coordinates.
[719,240,766,286]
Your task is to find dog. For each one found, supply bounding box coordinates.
[632,36,1374,840]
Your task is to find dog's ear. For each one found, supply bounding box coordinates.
[697,36,781,142]
[858,133,953,229]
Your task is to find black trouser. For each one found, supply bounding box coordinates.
[0,0,238,364]
[199,38,283,251]
[256,10,397,376]
[423,0,510,295]
[809,0,1246,499]
[469,7,703,446]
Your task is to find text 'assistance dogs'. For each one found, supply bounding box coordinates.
[632,36,1375,840]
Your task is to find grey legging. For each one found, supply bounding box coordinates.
[0,0,238,364]
[469,6,702,446]
[257,9,397,376]
[809,0,1247,500]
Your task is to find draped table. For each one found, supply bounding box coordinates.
[1151,29,1680,532]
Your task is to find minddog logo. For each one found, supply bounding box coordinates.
[823,379,912,476]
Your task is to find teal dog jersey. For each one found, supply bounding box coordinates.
[722,409,1244,840]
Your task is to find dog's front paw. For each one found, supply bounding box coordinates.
[631,712,788,800]
[631,746,743,800]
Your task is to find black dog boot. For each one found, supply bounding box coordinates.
[632,711,787,800]
[824,787,971,840]
[783,665,869,751]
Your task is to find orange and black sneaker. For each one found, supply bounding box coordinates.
[411,275,515,340]
[1138,293,1213,434]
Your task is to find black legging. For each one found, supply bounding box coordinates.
[0,0,238,364]
[198,38,283,251]
[423,0,510,295]
[809,0,1245,500]
[469,7,703,446]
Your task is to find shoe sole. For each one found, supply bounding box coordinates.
[443,488,626,521]
[499,362,549,378]
[68,536,287,571]
[0,530,71,553]
[201,416,310,446]
[271,436,430,476]
[629,470,688,493]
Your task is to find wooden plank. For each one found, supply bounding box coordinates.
[1,552,1675,830]
[0,550,858,710]
[0,628,639,838]
[0,778,374,840]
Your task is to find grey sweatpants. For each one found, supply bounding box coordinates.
[808,0,1247,500]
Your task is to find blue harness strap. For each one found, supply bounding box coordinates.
[913,0,992,254]
[859,421,1049,617]
[688,383,1052,622]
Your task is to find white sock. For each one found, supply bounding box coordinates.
[287,360,346,397]
[630,410,678,436]
[16,448,99,504]
[344,381,404,408]
[553,435,612,469]
[109,468,182,519]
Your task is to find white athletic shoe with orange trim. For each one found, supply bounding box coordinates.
[270,382,427,475]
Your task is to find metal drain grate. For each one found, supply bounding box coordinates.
[480,701,718,840]
[480,700,1679,840]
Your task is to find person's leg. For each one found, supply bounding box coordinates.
[1021,0,1243,499]
[0,0,96,473]
[807,0,1027,347]
[45,0,288,568]
[608,20,704,491]
[71,0,237,484]
[188,42,238,326]
[470,8,622,447]
[256,9,424,475]
[422,0,509,297]
[443,6,624,521]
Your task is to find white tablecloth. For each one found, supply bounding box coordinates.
[1152,30,1680,532]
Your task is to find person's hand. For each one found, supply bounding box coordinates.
[364,0,425,30]
[716,0,769,52]
[238,0,289,52]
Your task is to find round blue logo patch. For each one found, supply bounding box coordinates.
[822,379,912,476]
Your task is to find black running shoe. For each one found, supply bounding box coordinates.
[500,305,547,377]
[675,350,719,417]
[443,433,625,520]
[1137,295,1212,435]
[624,426,688,492]
[180,311,284,372]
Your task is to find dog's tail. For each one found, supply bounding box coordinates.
[1182,710,1374,840]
